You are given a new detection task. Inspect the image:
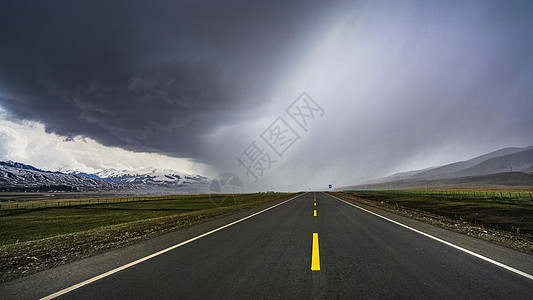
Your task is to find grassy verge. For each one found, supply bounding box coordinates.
[329,191,533,253]
[0,192,298,282]
[335,190,533,234]
[342,188,533,203]
[0,194,204,211]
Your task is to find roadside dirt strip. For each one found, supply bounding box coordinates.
[328,192,533,254]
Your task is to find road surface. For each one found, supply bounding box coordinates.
[5,192,533,299]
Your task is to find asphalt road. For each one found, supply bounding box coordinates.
[33,192,533,298]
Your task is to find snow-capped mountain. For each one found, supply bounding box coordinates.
[0,160,210,193]
[1,160,53,173]
[61,167,209,186]
[94,167,209,186]
[0,163,119,192]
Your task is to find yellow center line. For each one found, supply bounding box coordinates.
[311,233,320,271]
[313,209,317,216]
[314,202,316,206]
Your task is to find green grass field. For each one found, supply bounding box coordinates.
[0,193,293,246]
[335,190,533,234]
[0,192,299,282]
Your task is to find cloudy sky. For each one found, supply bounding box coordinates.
[1,1,532,191]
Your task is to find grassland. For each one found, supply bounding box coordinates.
[0,192,132,203]
[0,192,297,282]
[336,190,533,234]
[330,189,533,253]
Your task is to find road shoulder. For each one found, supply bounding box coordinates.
[326,192,533,276]
[0,193,303,300]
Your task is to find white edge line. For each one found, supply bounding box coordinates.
[326,193,533,281]
[40,193,305,300]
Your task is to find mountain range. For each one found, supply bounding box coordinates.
[0,160,210,193]
[341,146,533,190]
[3,145,532,193]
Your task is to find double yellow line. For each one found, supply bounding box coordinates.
[312,193,320,271]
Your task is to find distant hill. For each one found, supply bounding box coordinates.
[458,149,533,177]
[0,160,52,173]
[338,146,533,190]
[0,163,119,192]
[92,167,209,186]
[362,166,438,184]
[0,160,210,193]
[409,146,533,180]
[340,172,533,191]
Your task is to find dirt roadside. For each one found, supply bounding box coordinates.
[0,194,301,283]
[328,192,533,254]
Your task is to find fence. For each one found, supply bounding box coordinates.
[342,189,533,201]
[0,194,199,211]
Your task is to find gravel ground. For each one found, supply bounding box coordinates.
[0,214,206,283]
[331,192,533,254]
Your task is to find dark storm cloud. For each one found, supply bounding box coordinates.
[0,0,331,159]
[1,1,533,190]
[287,0,533,189]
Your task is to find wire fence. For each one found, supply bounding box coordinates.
[342,189,533,201]
[0,194,200,211]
